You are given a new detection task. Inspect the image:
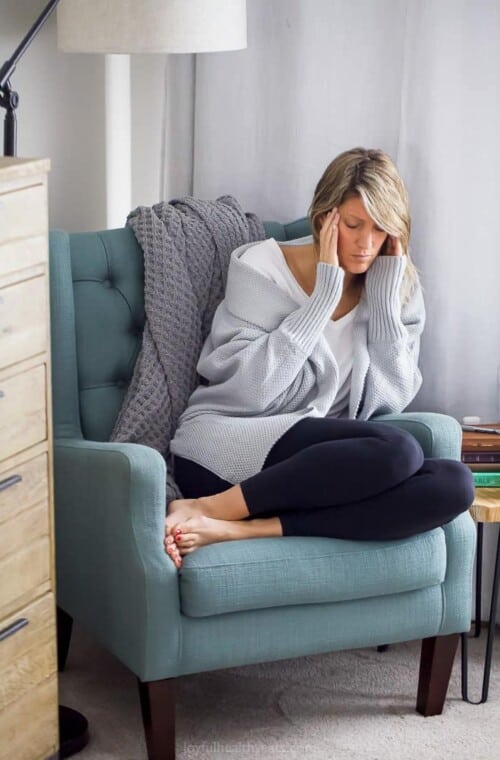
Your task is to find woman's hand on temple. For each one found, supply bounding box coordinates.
[318,208,340,267]
[385,235,403,256]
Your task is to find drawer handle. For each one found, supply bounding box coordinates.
[0,474,22,492]
[0,618,29,642]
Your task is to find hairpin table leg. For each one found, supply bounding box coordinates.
[474,522,483,638]
[461,527,500,703]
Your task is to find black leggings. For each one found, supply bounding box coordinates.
[173,417,475,541]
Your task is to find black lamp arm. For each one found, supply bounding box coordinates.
[0,0,61,156]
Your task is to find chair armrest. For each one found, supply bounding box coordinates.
[54,438,182,680]
[370,412,462,459]
[438,510,477,634]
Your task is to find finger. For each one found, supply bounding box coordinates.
[389,236,402,256]
[321,211,339,240]
[332,214,339,241]
[321,207,337,227]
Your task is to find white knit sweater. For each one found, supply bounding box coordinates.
[170,240,425,483]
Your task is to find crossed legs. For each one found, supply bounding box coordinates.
[165,418,474,567]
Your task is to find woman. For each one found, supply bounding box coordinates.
[165,147,474,569]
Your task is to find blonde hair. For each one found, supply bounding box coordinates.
[307,147,420,305]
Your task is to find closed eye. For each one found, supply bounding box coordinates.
[345,222,385,232]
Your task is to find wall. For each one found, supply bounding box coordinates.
[0,0,106,231]
[191,0,407,223]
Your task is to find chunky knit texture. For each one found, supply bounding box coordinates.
[170,246,426,486]
[110,196,266,504]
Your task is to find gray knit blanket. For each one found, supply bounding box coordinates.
[110,195,266,506]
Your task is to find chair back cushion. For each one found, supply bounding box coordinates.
[49,218,311,441]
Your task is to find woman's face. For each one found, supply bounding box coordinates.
[322,195,388,273]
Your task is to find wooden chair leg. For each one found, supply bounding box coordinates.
[416,633,459,716]
[57,606,73,672]
[137,677,176,760]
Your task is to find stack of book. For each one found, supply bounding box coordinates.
[461,422,500,488]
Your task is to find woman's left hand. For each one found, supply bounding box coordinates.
[385,235,403,256]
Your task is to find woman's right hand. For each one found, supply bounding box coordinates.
[318,207,340,267]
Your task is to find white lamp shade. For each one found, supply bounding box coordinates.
[57,0,247,54]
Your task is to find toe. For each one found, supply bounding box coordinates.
[173,518,196,535]
[175,532,196,546]
[165,519,176,538]
[165,547,178,566]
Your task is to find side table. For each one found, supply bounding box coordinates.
[461,487,500,703]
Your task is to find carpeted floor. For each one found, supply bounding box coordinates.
[59,623,500,760]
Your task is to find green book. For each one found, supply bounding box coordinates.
[473,472,500,488]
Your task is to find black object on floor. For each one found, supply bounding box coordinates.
[461,521,500,703]
[59,705,90,759]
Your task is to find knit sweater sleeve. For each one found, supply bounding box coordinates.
[194,262,344,414]
[357,255,426,418]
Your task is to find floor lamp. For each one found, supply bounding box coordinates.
[57,0,248,228]
[0,0,60,156]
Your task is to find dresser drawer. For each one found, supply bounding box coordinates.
[0,452,49,526]
[0,236,47,281]
[0,674,58,760]
[0,184,47,247]
[0,530,51,621]
[0,593,58,760]
[0,276,47,370]
[0,500,50,579]
[0,364,47,461]
[0,593,56,709]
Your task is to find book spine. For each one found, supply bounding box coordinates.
[465,463,500,472]
[472,472,500,487]
[462,452,500,463]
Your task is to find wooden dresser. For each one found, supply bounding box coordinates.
[0,158,58,759]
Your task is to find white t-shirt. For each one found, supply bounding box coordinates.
[240,235,357,418]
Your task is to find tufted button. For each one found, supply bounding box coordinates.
[102,278,113,289]
[133,326,143,338]
[116,379,128,389]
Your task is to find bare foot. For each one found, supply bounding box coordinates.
[167,514,282,556]
[164,534,183,569]
[165,497,212,538]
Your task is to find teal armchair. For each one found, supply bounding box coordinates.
[49,219,476,760]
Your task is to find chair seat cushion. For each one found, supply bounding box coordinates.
[179,529,447,618]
